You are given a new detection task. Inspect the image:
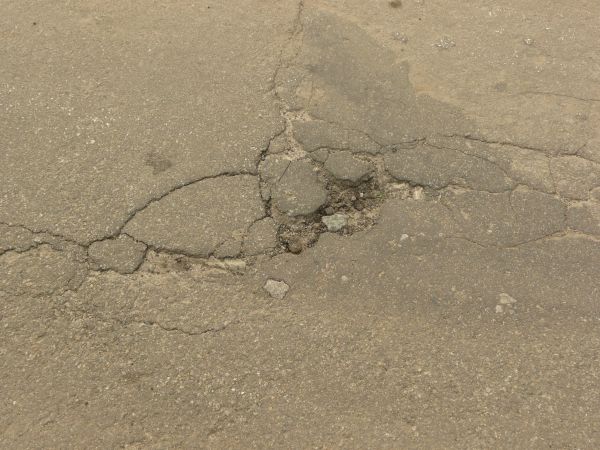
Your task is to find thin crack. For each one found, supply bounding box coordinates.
[446,134,600,164]
[271,0,305,97]
[425,139,515,186]
[62,304,240,337]
[445,230,590,251]
[139,319,234,337]
[547,154,558,195]
[0,221,84,247]
[277,160,292,183]
[446,134,551,153]
[306,114,388,150]
[2,0,305,268]
[514,91,600,104]
[0,242,39,257]
[110,171,257,239]
[2,171,258,253]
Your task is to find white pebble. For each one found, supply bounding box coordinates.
[499,293,517,305]
[264,279,289,300]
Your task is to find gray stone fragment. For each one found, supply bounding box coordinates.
[324,152,372,184]
[272,160,327,216]
[124,175,264,256]
[322,213,348,232]
[244,218,278,255]
[264,279,289,299]
[88,235,147,274]
[567,202,600,235]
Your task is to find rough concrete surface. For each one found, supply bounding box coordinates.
[2,0,600,448]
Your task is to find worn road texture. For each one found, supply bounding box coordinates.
[2,0,600,448]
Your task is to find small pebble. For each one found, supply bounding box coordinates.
[434,36,456,49]
[286,237,304,254]
[264,279,289,300]
[499,293,517,305]
[322,213,348,232]
[392,32,409,43]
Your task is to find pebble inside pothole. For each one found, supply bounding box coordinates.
[264,279,290,299]
[322,213,348,232]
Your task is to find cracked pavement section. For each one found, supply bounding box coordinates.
[123,174,265,256]
[2,0,600,448]
[270,159,328,216]
[88,235,147,274]
[0,0,292,244]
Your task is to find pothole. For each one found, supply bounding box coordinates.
[270,166,389,254]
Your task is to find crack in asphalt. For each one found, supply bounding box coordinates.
[446,134,595,161]
[110,171,258,239]
[3,0,600,294]
[139,319,235,337]
[515,91,600,104]
[424,140,515,185]
[447,229,600,250]
[0,221,84,247]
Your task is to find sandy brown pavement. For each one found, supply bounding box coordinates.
[2,0,600,448]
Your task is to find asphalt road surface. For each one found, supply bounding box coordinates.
[2,1,600,448]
